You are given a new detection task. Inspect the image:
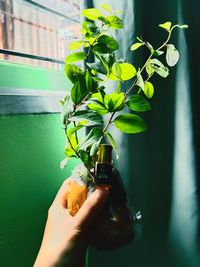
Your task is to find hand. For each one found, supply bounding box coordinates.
[34,178,109,267]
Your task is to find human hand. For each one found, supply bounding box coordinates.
[34,179,109,267]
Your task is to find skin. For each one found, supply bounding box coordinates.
[34,179,109,267]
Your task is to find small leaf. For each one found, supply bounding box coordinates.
[106,15,123,29]
[60,95,73,124]
[71,81,85,105]
[65,64,83,84]
[126,95,151,112]
[65,146,77,157]
[101,3,112,12]
[144,82,154,99]
[149,59,169,78]
[110,63,137,81]
[69,41,83,50]
[136,71,144,91]
[60,157,73,169]
[67,123,86,137]
[92,77,104,82]
[98,16,110,24]
[87,61,107,75]
[90,138,102,156]
[82,8,102,21]
[66,52,86,63]
[159,22,172,32]
[105,131,118,159]
[130,42,144,51]
[104,92,124,112]
[79,127,103,150]
[166,44,180,67]
[152,49,164,56]
[146,62,155,76]
[78,150,90,166]
[93,35,119,54]
[113,114,147,134]
[85,70,93,91]
[88,103,108,115]
[87,92,108,114]
[70,110,103,126]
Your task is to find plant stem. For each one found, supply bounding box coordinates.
[73,121,79,144]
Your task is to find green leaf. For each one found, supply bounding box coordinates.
[144,82,154,98]
[82,8,102,21]
[85,70,93,91]
[105,131,118,159]
[104,92,124,112]
[65,146,77,157]
[90,138,102,156]
[130,42,144,51]
[159,22,172,32]
[70,110,103,126]
[146,61,155,76]
[98,16,110,24]
[149,58,169,78]
[101,3,112,12]
[64,64,83,84]
[60,95,73,124]
[69,41,83,51]
[120,63,137,80]
[136,71,144,91]
[79,127,103,150]
[106,15,123,29]
[67,123,86,137]
[88,103,108,115]
[126,95,151,112]
[66,52,86,63]
[93,35,119,54]
[82,21,100,37]
[113,114,147,134]
[87,61,107,75]
[60,157,73,169]
[152,49,164,56]
[87,92,108,114]
[92,77,104,82]
[166,44,180,67]
[109,63,136,81]
[78,150,90,166]
[71,81,87,105]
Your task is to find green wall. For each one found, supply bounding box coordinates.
[0,61,77,266]
[0,114,77,266]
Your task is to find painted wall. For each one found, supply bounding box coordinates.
[0,114,77,266]
[0,61,77,266]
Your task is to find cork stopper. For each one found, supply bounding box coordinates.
[97,144,112,164]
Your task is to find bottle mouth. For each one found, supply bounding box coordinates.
[97,144,113,164]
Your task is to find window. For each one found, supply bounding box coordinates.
[0,0,81,70]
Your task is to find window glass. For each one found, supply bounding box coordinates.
[0,0,81,69]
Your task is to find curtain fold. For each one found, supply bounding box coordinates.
[82,1,199,266]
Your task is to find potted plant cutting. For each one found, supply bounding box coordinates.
[59,4,188,250]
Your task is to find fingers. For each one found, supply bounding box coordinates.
[74,187,109,229]
[52,178,71,208]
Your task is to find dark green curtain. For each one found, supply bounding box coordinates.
[82,0,200,266]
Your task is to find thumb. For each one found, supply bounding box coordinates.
[74,187,109,229]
